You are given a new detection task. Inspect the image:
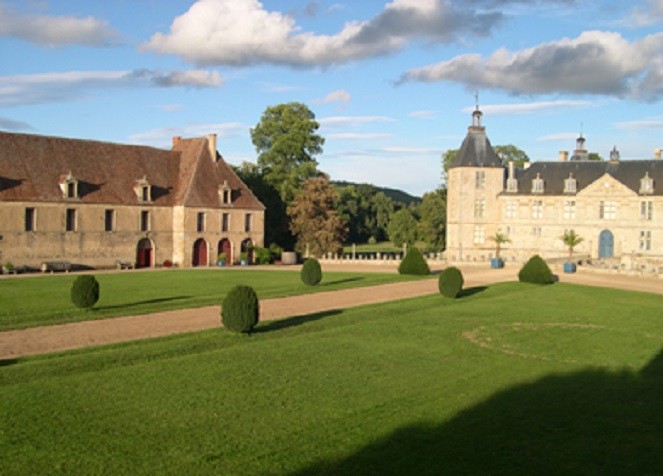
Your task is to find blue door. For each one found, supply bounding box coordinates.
[599,230,614,258]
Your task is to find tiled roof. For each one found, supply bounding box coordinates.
[507,160,663,196]
[0,131,264,210]
[450,126,503,169]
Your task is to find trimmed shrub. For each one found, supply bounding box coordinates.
[71,275,100,309]
[301,258,322,286]
[254,247,271,265]
[221,285,260,333]
[439,267,464,298]
[518,255,554,284]
[398,247,430,275]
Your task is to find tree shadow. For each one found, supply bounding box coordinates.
[0,358,18,367]
[254,310,342,334]
[297,349,662,475]
[95,296,193,311]
[321,277,363,286]
[458,286,488,298]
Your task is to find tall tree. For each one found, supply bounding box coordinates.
[494,145,530,168]
[372,191,394,242]
[250,102,324,203]
[287,175,347,257]
[417,188,446,250]
[387,208,418,248]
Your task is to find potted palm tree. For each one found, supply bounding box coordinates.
[217,252,227,267]
[489,232,511,269]
[561,229,583,273]
[239,251,249,266]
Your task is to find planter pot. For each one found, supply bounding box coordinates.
[490,258,504,269]
[563,262,577,273]
[217,260,226,267]
[240,260,248,266]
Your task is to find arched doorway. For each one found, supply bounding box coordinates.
[599,230,614,258]
[192,238,208,267]
[241,238,253,264]
[218,238,232,264]
[136,238,154,268]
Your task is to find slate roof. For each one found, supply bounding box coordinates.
[450,125,503,169]
[508,160,663,196]
[0,131,264,210]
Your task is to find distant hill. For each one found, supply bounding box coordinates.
[332,181,421,206]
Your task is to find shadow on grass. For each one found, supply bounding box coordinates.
[95,296,193,311]
[297,349,663,475]
[254,310,342,334]
[321,277,363,286]
[458,286,488,298]
[0,358,18,367]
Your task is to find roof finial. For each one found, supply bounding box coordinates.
[474,90,479,111]
[580,122,584,138]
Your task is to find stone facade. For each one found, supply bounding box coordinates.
[446,108,663,270]
[0,131,264,269]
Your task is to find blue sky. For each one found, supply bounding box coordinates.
[1,0,662,196]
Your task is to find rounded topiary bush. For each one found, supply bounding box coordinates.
[301,258,322,286]
[518,255,554,284]
[438,266,464,298]
[221,285,260,333]
[398,247,430,275]
[71,275,100,309]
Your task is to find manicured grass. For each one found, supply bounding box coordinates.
[0,268,426,331]
[1,282,661,474]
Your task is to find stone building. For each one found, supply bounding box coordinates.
[446,106,663,270]
[0,131,264,269]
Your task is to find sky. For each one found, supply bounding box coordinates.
[1,0,662,196]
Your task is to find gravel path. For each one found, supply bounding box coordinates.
[1,264,660,360]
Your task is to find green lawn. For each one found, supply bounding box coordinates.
[0,268,425,331]
[1,282,661,474]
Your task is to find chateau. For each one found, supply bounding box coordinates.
[0,131,265,269]
[446,107,663,271]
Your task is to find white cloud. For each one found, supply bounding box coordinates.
[0,69,223,106]
[319,115,395,128]
[328,132,392,140]
[537,132,581,141]
[615,119,663,130]
[142,0,505,67]
[462,100,592,115]
[128,122,246,148]
[0,116,34,131]
[401,31,663,101]
[314,89,351,104]
[628,0,663,26]
[409,110,438,119]
[255,82,300,93]
[0,1,119,46]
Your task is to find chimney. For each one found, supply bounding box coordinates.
[523,162,531,170]
[208,133,217,161]
[558,150,568,162]
[508,160,515,179]
[655,148,662,160]
[172,136,182,148]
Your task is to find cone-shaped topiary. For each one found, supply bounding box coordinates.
[398,247,430,275]
[439,266,464,298]
[518,254,554,284]
[301,258,322,286]
[71,275,100,309]
[221,285,260,333]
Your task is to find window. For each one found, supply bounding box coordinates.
[599,201,616,220]
[25,208,35,232]
[640,172,654,194]
[531,200,543,219]
[140,210,150,232]
[505,200,517,219]
[475,171,486,189]
[531,227,542,237]
[639,230,652,251]
[563,200,576,220]
[65,208,76,232]
[473,226,485,244]
[219,181,233,205]
[134,176,152,203]
[506,177,518,193]
[105,209,115,232]
[60,172,79,199]
[197,212,206,232]
[564,174,577,194]
[640,201,653,221]
[244,213,252,232]
[221,213,230,232]
[474,198,485,219]
[531,173,544,193]
[141,186,150,202]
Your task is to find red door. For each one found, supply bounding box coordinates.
[193,239,208,267]
[136,239,153,268]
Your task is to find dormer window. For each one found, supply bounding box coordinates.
[219,180,233,205]
[640,172,654,195]
[564,173,577,194]
[506,178,518,193]
[531,173,544,194]
[59,172,79,199]
[134,176,152,203]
